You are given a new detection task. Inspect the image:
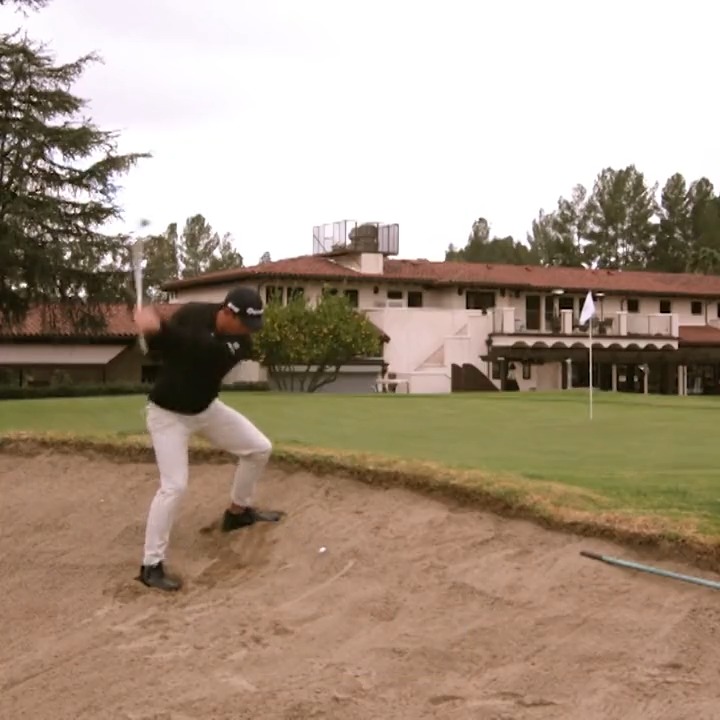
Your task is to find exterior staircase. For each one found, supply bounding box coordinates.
[415,324,497,392]
[416,344,445,370]
[451,363,498,392]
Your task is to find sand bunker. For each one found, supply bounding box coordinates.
[1,451,719,720]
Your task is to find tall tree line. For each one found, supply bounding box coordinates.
[0,0,146,328]
[446,217,537,265]
[136,213,244,303]
[448,165,720,274]
[0,0,244,329]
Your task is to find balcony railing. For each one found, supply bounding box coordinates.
[626,313,673,336]
[492,307,678,338]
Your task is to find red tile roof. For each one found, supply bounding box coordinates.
[162,254,720,298]
[0,302,391,345]
[163,255,360,288]
[678,325,720,345]
[0,303,179,339]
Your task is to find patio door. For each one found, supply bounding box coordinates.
[525,295,541,331]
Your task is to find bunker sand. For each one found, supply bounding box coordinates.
[1,452,719,720]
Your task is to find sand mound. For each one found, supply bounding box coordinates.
[1,451,719,719]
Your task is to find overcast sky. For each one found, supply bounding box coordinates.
[2,0,718,264]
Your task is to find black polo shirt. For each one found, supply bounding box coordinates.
[146,302,253,414]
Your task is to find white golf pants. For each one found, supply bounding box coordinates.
[142,399,272,566]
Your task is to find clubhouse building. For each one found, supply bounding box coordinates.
[3,219,720,395]
[161,221,720,396]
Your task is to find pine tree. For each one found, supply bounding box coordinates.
[582,165,658,269]
[687,178,720,273]
[446,216,538,265]
[140,223,180,302]
[553,184,587,266]
[0,31,149,328]
[649,173,692,272]
[526,209,576,266]
[205,232,243,273]
[178,213,242,278]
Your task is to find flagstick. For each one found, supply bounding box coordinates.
[589,319,593,420]
[579,289,595,422]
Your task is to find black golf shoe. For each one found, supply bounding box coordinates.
[137,561,182,591]
[221,507,285,533]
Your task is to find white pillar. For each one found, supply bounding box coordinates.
[677,364,686,396]
[670,313,679,337]
[617,311,628,335]
[561,309,573,334]
[643,365,649,394]
[502,307,515,334]
[611,363,618,392]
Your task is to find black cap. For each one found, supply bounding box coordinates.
[224,286,264,331]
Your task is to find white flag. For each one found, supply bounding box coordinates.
[579,290,596,325]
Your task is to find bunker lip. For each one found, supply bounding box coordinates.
[2,430,719,574]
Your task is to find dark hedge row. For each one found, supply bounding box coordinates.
[0,381,271,400]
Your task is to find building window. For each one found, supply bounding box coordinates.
[544,295,573,331]
[265,286,283,304]
[691,300,703,315]
[287,287,304,302]
[522,361,531,380]
[387,290,403,300]
[466,290,495,310]
[627,298,639,313]
[659,299,672,314]
[544,296,555,328]
[491,361,501,379]
[343,289,359,308]
[407,291,423,307]
[525,295,541,331]
[558,295,575,322]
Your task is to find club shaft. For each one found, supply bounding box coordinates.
[132,239,147,354]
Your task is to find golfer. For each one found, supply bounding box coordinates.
[133,286,282,592]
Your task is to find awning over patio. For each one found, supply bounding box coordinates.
[0,344,127,365]
[678,324,720,346]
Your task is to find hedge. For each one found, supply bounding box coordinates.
[0,381,270,400]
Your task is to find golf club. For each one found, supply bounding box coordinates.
[130,225,149,354]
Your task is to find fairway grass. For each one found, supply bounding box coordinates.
[2,391,720,556]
